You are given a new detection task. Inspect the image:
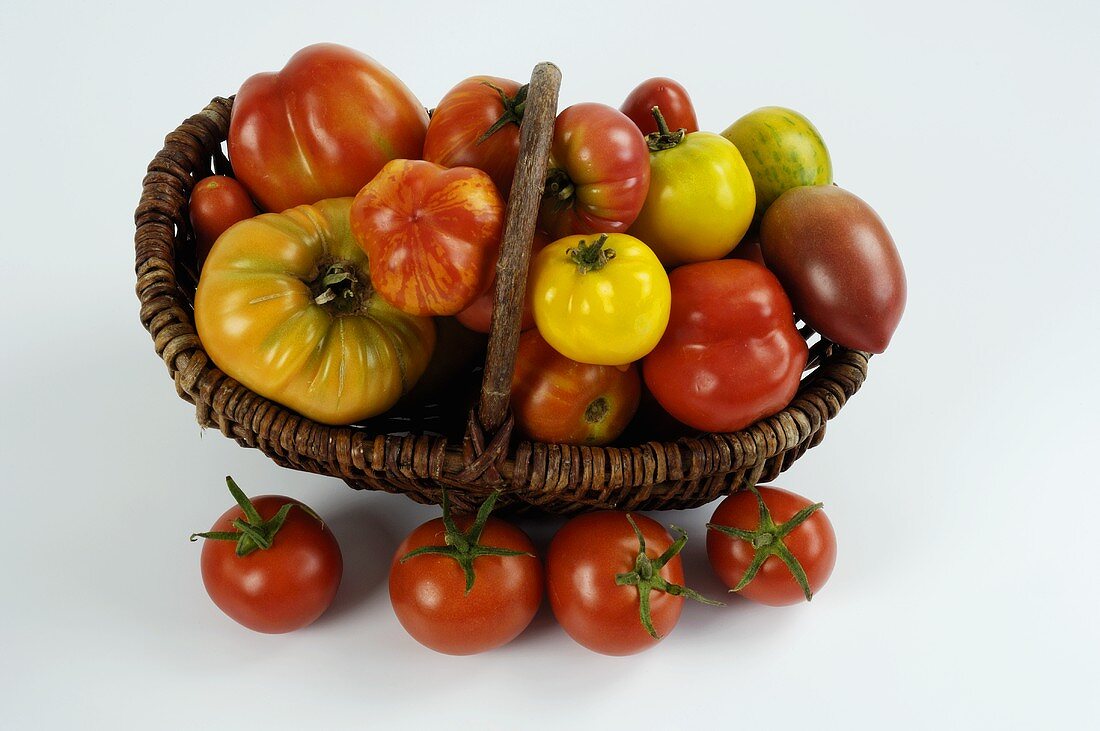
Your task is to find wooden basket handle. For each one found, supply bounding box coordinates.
[474,62,561,436]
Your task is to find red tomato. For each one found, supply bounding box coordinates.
[189,175,257,268]
[455,230,550,333]
[643,259,808,432]
[620,77,699,136]
[707,486,836,606]
[510,330,641,445]
[192,477,342,634]
[351,160,504,316]
[728,231,766,266]
[423,76,525,198]
[539,103,651,239]
[546,512,717,655]
[228,44,428,212]
[389,492,543,655]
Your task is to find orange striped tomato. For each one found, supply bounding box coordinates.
[350,160,505,317]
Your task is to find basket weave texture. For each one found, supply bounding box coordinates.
[134,63,869,515]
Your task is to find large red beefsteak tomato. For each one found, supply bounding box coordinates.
[228,43,429,212]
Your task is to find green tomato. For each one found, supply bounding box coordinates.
[722,107,832,217]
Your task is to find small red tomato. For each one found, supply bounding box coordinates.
[546,512,719,655]
[455,230,550,334]
[189,175,257,268]
[707,486,837,606]
[351,160,504,316]
[620,77,699,136]
[389,491,543,655]
[192,477,342,634]
[539,103,651,239]
[643,259,807,433]
[510,329,641,445]
[423,76,525,198]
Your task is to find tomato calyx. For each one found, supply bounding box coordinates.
[476,82,529,145]
[706,487,825,601]
[567,235,616,274]
[614,515,723,639]
[644,106,687,152]
[399,489,532,594]
[310,262,369,315]
[584,397,609,424]
[190,476,322,558]
[544,168,576,204]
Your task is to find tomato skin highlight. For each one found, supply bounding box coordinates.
[620,77,699,136]
[539,103,651,239]
[546,512,685,656]
[228,43,429,212]
[389,515,543,655]
[200,495,342,634]
[707,487,837,606]
[510,330,641,445]
[423,75,523,198]
[529,233,671,366]
[350,160,504,317]
[643,259,807,432]
[189,175,257,269]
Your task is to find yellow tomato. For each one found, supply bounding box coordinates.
[194,197,436,425]
[628,118,756,267]
[529,233,671,366]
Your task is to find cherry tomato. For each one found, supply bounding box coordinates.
[229,43,428,212]
[620,77,699,136]
[643,259,807,432]
[192,477,342,634]
[189,175,257,269]
[546,512,718,655]
[423,76,525,198]
[529,233,670,366]
[511,329,641,445]
[539,103,651,239]
[389,492,543,655]
[628,109,756,266]
[707,486,836,606]
[351,160,504,316]
[455,230,550,334]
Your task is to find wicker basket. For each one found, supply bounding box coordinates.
[134,62,869,515]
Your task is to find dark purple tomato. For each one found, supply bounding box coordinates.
[759,186,905,353]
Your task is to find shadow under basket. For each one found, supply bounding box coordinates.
[134,62,870,515]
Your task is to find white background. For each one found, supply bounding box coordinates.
[2,1,1098,728]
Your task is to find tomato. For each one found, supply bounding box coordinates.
[228,43,428,212]
[194,197,436,425]
[620,77,699,136]
[729,231,765,266]
[529,234,670,366]
[389,491,543,655]
[192,477,342,633]
[707,486,836,606]
[189,175,257,269]
[539,103,650,238]
[721,106,832,218]
[455,230,550,334]
[628,108,756,266]
[350,159,504,317]
[423,76,525,198]
[760,185,905,353]
[510,330,641,445]
[643,259,807,432]
[546,512,718,655]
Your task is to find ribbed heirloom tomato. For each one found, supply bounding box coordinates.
[539,103,651,238]
[228,43,429,212]
[194,198,436,425]
[643,259,807,432]
[350,160,504,317]
[423,75,526,198]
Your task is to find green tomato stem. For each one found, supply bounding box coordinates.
[566,235,616,274]
[190,476,320,558]
[645,106,686,152]
[477,82,529,145]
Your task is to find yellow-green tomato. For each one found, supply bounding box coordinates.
[721,106,832,218]
[529,233,671,366]
[629,129,756,267]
